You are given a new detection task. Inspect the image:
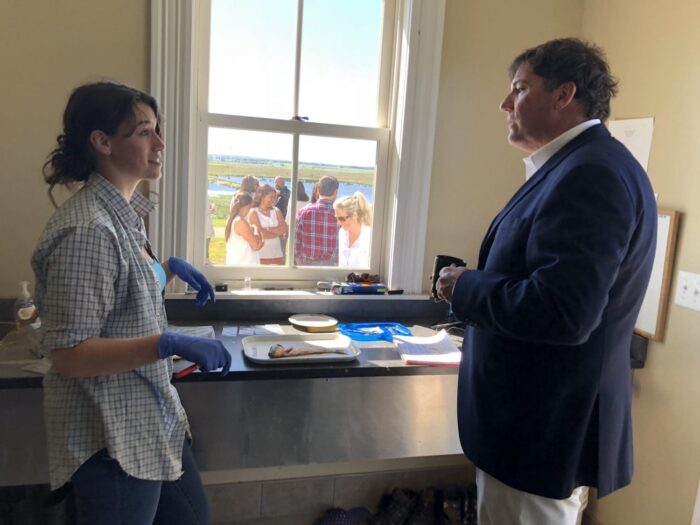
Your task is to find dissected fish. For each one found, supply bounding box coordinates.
[268,344,347,358]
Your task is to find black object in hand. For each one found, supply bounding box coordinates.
[431,254,466,299]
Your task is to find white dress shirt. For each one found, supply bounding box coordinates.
[523,119,601,180]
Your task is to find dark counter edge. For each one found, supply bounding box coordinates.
[0,295,647,389]
[0,296,455,389]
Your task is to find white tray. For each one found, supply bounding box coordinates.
[242,334,360,364]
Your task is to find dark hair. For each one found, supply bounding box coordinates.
[296,181,309,202]
[509,38,618,121]
[310,183,320,204]
[318,175,339,197]
[230,191,253,218]
[43,81,161,201]
[253,184,277,207]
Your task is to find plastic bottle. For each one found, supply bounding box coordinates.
[14,281,38,329]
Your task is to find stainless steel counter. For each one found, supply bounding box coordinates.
[0,322,462,486]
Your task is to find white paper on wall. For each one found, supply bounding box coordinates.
[608,117,654,172]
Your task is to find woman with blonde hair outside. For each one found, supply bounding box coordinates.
[248,184,288,265]
[334,192,372,268]
[225,192,263,265]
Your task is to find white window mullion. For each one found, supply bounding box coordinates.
[383,0,446,293]
[293,0,304,119]
[149,0,197,290]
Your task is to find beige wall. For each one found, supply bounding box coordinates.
[581,1,700,524]
[0,0,149,295]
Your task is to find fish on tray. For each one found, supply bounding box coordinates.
[268,344,347,358]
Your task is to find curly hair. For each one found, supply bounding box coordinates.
[43,81,161,204]
[509,38,618,121]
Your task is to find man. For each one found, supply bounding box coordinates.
[436,38,656,525]
[274,176,290,217]
[295,175,339,265]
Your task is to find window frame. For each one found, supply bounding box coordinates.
[150,0,445,293]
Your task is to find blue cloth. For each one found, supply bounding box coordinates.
[452,124,657,499]
[71,440,209,525]
[338,322,412,341]
[151,261,167,292]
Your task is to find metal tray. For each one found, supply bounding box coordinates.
[242,333,360,364]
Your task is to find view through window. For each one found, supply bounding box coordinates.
[203,0,387,273]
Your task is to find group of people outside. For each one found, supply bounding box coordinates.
[221,174,372,268]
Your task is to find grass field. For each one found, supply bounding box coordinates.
[207,159,374,188]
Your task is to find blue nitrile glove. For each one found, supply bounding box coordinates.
[167,256,216,306]
[159,332,232,376]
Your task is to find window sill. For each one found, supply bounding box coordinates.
[167,291,432,301]
[165,292,447,323]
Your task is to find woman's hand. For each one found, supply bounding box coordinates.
[158,332,231,376]
[166,257,216,305]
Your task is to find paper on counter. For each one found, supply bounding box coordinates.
[394,329,462,366]
[167,325,215,338]
[235,324,285,336]
[221,326,239,337]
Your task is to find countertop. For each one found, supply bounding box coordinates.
[0,321,461,389]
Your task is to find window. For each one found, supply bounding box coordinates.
[150,0,445,292]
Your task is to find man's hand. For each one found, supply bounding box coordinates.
[435,265,469,303]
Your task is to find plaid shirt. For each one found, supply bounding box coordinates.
[294,198,339,265]
[31,174,188,489]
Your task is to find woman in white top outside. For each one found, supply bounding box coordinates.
[248,184,288,265]
[225,192,263,265]
[334,191,372,268]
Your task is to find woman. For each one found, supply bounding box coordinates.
[247,184,288,265]
[229,175,259,212]
[334,191,372,268]
[225,191,263,265]
[31,81,231,525]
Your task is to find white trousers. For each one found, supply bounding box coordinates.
[476,468,589,525]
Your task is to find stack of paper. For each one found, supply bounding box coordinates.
[394,329,462,366]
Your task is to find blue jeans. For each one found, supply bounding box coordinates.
[71,440,209,525]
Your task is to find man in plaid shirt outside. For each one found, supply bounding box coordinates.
[295,175,339,265]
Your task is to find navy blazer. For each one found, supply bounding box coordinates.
[452,124,657,499]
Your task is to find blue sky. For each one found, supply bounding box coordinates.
[207,0,383,167]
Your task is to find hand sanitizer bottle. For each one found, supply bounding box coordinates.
[14,281,38,329]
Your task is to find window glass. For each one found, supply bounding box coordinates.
[294,136,376,268]
[209,0,297,118]
[298,0,383,126]
[206,128,293,266]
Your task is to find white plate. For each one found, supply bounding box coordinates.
[288,314,338,332]
[242,333,359,364]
